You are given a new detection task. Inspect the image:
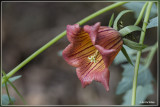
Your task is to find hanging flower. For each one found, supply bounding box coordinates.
[63,22,123,91]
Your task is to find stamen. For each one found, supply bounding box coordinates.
[88,50,99,63]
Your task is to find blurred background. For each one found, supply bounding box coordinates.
[2,2,157,105]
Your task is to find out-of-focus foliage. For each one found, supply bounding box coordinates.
[2,95,15,105]
[147,17,158,29]
[114,46,136,64]
[2,75,22,87]
[116,64,154,95]
[122,84,154,105]
[123,2,157,18]
[114,45,155,105]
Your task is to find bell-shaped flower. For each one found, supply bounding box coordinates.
[63,22,123,91]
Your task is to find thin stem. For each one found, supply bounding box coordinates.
[3,72,13,105]
[2,2,128,84]
[141,45,153,53]
[2,71,26,104]
[145,42,158,68]
[134,2,148,26]
[5,83,13,105]
[108,13,114,27]
[7,80,27,104]
[131,2,153,105]
[77,2,127,25]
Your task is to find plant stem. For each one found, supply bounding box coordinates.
[131,2,153,105]
[77,2,127,25]
[145,42,158,68]
[3,75,13,105]
[2,2,128,84]
[134,2,148,26]
[2,71,26,104]
[8,80,27,104]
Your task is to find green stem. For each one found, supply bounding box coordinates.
[2,2,128,84]
[134,2,148,26]
[2,71,26,104]
[131,2,153,105]
[145,42,158,68]
[8,80,27,104]
[3,73,13,105]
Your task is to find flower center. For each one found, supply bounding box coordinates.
[88,50,99,63]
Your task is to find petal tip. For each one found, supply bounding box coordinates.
[94,22,101,28]
[67,24,80,36]
[106,87,109,91]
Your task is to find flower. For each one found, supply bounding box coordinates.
[63,22,123,91]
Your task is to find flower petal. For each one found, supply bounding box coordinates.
[85,22,123,65]
[63,24,97,67]
[84,22,100,45]
[63,22,123,92]
[76,51,111,91]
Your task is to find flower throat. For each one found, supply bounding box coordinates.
[88,50,99,63]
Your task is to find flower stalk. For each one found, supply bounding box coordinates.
[131,2,153,105]
[134,2,149,26]
[2,2,128,84]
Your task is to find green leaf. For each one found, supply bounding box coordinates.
[122,84,154,105]
[2,94,15,105]
[7,80,27,104]
[116,64,154,95]
[113,10,133,30]
[114,45,135,64]
[114,44,154,65]
[123,38,147,51]
[121,46,133,66]
[2,71,26,104]
[4,81,13,104]
[114,46,136,64]
[119,25,142,36]
[2,75,22,87]
[123,2,157,18]
[57,50,63,56]
[147,16,158,29]
[108,13,114,27]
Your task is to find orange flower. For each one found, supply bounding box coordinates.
[63,22,123,91]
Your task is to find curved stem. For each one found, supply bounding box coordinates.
[134,2,148,26]
[145,42,158,68]
[2,2,128,84]
[3,72,13,105]
[131,2,153,105]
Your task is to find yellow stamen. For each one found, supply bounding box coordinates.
[88,50,99,63]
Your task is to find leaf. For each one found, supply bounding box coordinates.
[114,44,154,65]
[2,75,22,87]
[4,81,13,104]
[2,71,26,104]
[116,64,154,95]
[121,46,133,66]
[7,79,27,104]
[119,25,142,36]
[2,94,15,105]
[57,50,63,56]
[114,45,135,64]
[123,38,147,51]
[123,2,157,18]
[147,16,158,29]
[113,10,133,30]
[122,84,154,105]
[108,13,114,27]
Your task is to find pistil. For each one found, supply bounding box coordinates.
[88,50,99,63]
